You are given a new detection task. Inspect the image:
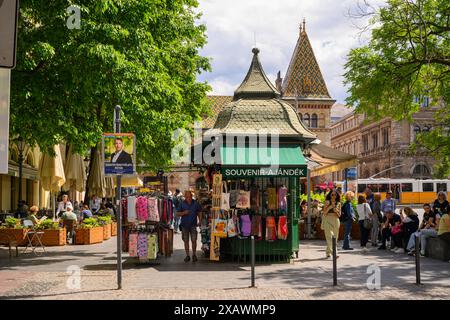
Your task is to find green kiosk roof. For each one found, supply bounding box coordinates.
[220,145,307,177]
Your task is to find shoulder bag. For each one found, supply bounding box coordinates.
[363,204,373,229]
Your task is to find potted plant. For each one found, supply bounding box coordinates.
[75,218,103,245]
[36,219,66,246]
[98,216,112,240]
[0,217,28,246]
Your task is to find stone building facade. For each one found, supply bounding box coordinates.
[331,105,438,181]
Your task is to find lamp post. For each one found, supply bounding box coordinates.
[16,137,26,216]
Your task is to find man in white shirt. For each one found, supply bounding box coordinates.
[56,195,73,218]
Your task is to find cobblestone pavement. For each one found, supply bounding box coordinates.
[1,230,449,300]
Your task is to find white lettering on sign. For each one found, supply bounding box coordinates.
[224,168,305,177]
[0,69,10,174]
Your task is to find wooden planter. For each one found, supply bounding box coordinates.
[103,223,112,240]
[75,226,104,245]
[111,222,117,236]
[0,228,29,246]
[41,229,66,246]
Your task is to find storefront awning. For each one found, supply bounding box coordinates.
[220,145,307,177]
[309,143,358,177]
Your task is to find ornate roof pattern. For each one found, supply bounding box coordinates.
[282,22,332,99]
[233,48,281,100]
[203,95,233,128]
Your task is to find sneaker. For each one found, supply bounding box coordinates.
[342,247,354,250]
[184,256,191,263]
[407,251,415,256]
[389,246,397,251]
[395,248,404,254]
[378,245,387,250]
[420,252,425,257]
[192,255,198,262]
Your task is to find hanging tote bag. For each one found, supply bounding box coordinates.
[267,188,278,211]
[277,216,288,240]
[250,185,260,212]
[236,190,251,209]
[240,214,252,237]
[251,215,262,239]
[363,204,373,230]
[265,216,277,241]
[221,182,230,211]
[227,211,237,238]
[229,182,239,208]
[212,210,228,238]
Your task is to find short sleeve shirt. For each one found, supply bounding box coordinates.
[178,200,202,229]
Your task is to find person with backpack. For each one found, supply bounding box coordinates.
[341,191,356,250]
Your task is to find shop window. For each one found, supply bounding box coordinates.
[422,183,434,192]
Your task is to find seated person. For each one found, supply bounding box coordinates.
[98,203,113,216]
[81,204,93,221]
[378,210,402,250]
[27,205,41,226]
[300,200,307,219]
[59,208,77,243]
[437,206,450,242]
[398,207,419,253]
[407,203,437,255]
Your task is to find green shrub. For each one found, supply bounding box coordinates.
[79,217,100,229]
[35,219,60,230]
[97,215,112,225]
[1,217,22,229]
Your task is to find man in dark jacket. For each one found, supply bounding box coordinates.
[110,138,132,164]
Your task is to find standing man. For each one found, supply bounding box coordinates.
[56,195,73,219]
[177,189,202,263]
[381,190,397,215]
[110,137,132,164]
[90,195,101,214]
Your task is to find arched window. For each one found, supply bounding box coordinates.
[311,114,318,128]
[413,164,430,176]
[304,113,310,127]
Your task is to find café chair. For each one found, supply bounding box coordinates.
[62,219,77,244]
[22,220,46,255]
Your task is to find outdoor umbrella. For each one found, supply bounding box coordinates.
[105,176,116,198]
[87,148,106,198]
[63,145,87,192]
[39,145,66,219]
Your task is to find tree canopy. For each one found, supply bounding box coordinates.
[344,0,449,177]
[11,0,211,172]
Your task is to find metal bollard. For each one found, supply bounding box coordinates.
[251,236,255,287]
[415,234,421,285]
[332,235,337,286]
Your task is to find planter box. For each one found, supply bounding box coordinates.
[0,228,29,246]
[103,224,112,240]
[75,226,104,245]
[41,229,66,246]
[111,222,117,236]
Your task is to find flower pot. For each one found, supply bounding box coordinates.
[111,222,117,236]
[41,229,66,246]
[0,228,29,246]
[75,226,104,245]
[103,223,112,240]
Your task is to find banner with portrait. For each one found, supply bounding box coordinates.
[102,133,136,175]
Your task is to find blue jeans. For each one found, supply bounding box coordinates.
[173,213,181,231]
[342,219,353,249]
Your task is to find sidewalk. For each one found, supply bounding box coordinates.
[0,232,449,300]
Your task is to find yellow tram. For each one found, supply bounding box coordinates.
[347,179,449,205]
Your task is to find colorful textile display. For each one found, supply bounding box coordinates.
[240,214,252,237]
[267,188,278,210]
[127,196,137,223]
[278,186,288,211]
[250,185,260,212]
[147,234,158,260]
[277,216,288,240]
[148,197,160,222]
[265,216,277,241]
[136,196,149,221]
[137,233,148,258]
[129,233,138,257]
[121,198,128,223]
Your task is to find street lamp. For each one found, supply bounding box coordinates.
[16,137,26,216]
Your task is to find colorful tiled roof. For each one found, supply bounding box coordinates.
[282,20,332,99]
[203,95,233,129]
[233,48,281,100]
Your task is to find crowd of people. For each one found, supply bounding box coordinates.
[303,187,450,258]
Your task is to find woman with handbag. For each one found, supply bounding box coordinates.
[356,195,373,252]
[322,190,341,258]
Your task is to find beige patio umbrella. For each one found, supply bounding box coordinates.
[105,176,116,198]
[87,147,106,198]
[39,145,66,220]
[63,145,87,192]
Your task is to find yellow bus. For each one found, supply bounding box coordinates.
[354,179,450,204]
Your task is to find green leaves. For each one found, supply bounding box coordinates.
[344,0,450,177]
[11,0,211,172]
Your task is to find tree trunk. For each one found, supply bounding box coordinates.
[83,145,97,204]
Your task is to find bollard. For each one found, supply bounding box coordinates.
[415,234,421,285]
[332,235,337,286]
[251,236,255,287]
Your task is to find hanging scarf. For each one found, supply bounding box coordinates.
[278,186,288,211]
[265,216,277,241]
[136,196,149,221]
[147,234,158,260]
[251,215,262,239]
[128,233,138,257]
[127,196,137,223]
[267,188,278,211]
[148,197,160,222]
[137,233,148,258]
[277,216,288,240]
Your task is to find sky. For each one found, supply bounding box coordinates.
[196,0,383,104]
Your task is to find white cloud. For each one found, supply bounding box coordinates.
[197,0,384,104]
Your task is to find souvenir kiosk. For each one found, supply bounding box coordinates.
[202,48,316,262]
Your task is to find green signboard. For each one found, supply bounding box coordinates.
[222,166,307,178]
